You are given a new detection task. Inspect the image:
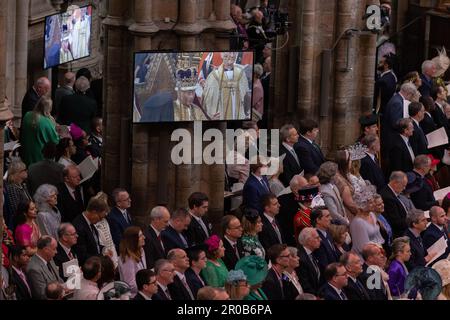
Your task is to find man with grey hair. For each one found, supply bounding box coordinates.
[279,124,303,186]
[54,223,79,280]
[405,209,435,271]
[379,171,409,238]
[107,188,132,251]
[388,118,416,174]
[381,82,417,155]
[296,227,322,295]
[167,248,195,300]
[153,259,175,300]
[423,206,450,265]
[143,206,171,269]
[419,60,436,98]
[59,75,97,133]
[409,155,440,211]
[54,72,75,117]
[22,76,51,120]
[340,251,370,300]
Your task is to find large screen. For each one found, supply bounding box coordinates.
[133,51,255,123]
[44,5,92,69]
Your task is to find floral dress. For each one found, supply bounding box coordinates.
[241,234,265,259]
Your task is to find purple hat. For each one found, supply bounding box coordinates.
[70,123,83,141]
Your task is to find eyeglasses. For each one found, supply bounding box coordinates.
[65,232,78,237]
[229,225,243,230]
[148,280,157,285]
[162,269,175,273]
[279,255,290,258]
[335,272,348,277]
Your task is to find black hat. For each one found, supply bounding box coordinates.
[243,208,260,223]
[359,114,378,127]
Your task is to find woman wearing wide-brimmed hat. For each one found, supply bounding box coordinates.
[235,255,268,300]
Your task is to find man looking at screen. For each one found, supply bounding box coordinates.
[202,52,250,120]
[174,66,209,121]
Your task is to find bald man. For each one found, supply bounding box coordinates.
[54,72,76,118]
[22,77,51,120]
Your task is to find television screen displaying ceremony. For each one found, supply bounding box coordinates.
[133,51,255,123]
[44,5,92,69]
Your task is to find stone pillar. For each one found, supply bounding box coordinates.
[14,0,29,119]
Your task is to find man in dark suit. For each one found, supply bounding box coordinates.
[296,227,322,295]
[134,269,158,300]
[409,102,428,156]
[379,171,409,238]
[431,85,450,131]
[242,159,271,214]
[418,60,436,98]
[260,56,271,128]
[294,119,325,175]
[221,215,244,270]
[167,249,195,300]
[185,246,207,298]
[10,245,32,300]
[360,243,389,300]
[277,176,310,246]
[58,165,86,223]
[381,82,416,154]
[186,192,211,246]
[419,96,438,135]
[54,72,75,117]
[388,118,416,174]
[154,259,175,300]
[259,194,284,251]
[26,236,64,300]
[21,77,51,120]
[423,206,450,264]
[262,244,290,300]
[143,206,170,269]
[107,188,133,251]
[405,209,433,271]
[340,252,370,300]
[360,134,386,191]
[374,54,397,115]
[279,124,303,187]
[54,223,78,280]
[310,208,339,272]
[409,155,439,211]
[27,142,64,196]
[318,263,349,300]
[59,76,97,133]
[72,197,109,266]
[161,208,191,254]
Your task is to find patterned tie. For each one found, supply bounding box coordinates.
[68,250,74,260]
[181,276,195,300]
[339,291,347,300]
[17,270,31,295]
[165,288,172,300]
[179,233,188,248]
[233,243,240,259]
[90,224,101,253]
[309,254,320,278]
[272,221,283,243]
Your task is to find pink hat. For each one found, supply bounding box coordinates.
[70,123,83,141]
[204,235,221,253]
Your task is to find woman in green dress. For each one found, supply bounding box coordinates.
[20,96,59,166]
[235,255,268,300]
[241,208,265,259]
[201,235,229,287]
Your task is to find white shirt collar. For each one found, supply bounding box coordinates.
[303,246,313,256]
[150,224,160,237]
[388,184,400,197]
[329,282,343,295]
[282,142,295,152]
[380,69,397,82]
[400,134,409,145]
[36,253,48,265]
[138,291,152,300]
[65,182,76,194]
[263,212,275,224]
[433,223,444,232]
[365,151,376,161]
[157,281,168,291]
[252,172,263,182]
[190,211,202,222]
[117,207,128,215]
[411,117,420,127]
[301,135,313,144]
[82,212,93,227]
[175,271,185,281]
[59,242,71,256]
[224,235,237,246]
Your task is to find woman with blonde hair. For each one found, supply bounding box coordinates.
[387,236,411,299]
[225,269,250,300]
[328,224,350,256]
[118,226,146,297]
[432,259,450,300]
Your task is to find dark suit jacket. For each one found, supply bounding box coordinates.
[161,225,190,254]
[410,120,428,156]
[314,229,339,272]
[379,185,408,239]
[419,74,433,98]
[359,263,388,300]
[107,207,132,251]
[261,268,285,300]
[420,112,437,135]
[409,171,438,211]
[381,93,404,151]
[242,174,270,214]
[319,283,345,300]
[430,104,450,159]
[57,183,86,223]
[11,268,32,300]
[344,277,370,300]
[360,154,386,192]
[258,214,284,253]
[375,70,397,115]
[59,93,97,133]
[388,134,415,174]
[72,214,103,266]
[168,274,195,300]
[21,87,40,120]
[185,268,205,299]
[53,243,77,280]
[143,225,166,269]
[27,160,64,196]
[404,228,426,271]
[185,215,211,246]
[295,246,321,296]
[279,144,303,187]
[423,223,450,263]
[222,237,244,270]
[154,284,171,300]
[54,85,74,117]
[294,136,325,175]
[277,193,299,246]
[133,292,149,300]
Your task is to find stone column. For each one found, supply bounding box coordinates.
[14,0,29,119]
